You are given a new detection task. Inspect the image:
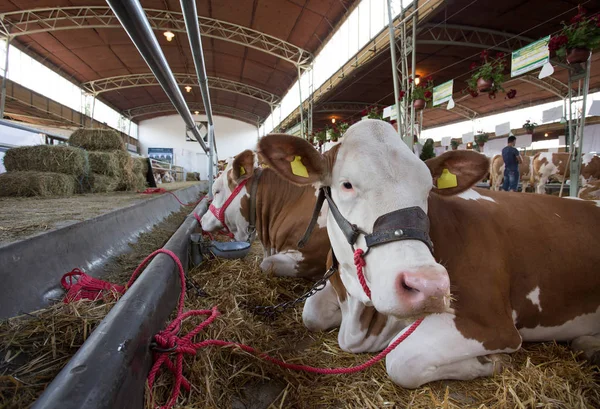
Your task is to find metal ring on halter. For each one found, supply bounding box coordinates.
[149,342,178,353]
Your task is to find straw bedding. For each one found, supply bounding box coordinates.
[3,145,88,177]
[0,171,77,197]
[186,172,200,181]
[69,128,124,152]
[145,244,600,409]
[0,208,195,409]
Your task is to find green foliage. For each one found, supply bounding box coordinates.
[522,120,538,133]
[410,77,434,103]
[420,138,436,161]
[328,121,350,141]
[450,139,460,149]
[550,6,600,58]
[475,132,489,145]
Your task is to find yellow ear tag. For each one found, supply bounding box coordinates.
[290,156,309,178]
[261,163,269,168]
[437,168,457,189]
[239,166,246,176]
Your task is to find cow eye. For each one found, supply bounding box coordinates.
[342,181,353,190]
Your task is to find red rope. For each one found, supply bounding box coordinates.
[61,269,126,302]
[354,249,371,299]
[193,212,235,240]
[62,220,422,409]
[140,187,204,207]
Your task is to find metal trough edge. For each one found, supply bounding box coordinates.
[32,199,209,409]
[0,182,208,319]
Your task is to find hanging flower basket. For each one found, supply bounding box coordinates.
[566,47,591,64]
[476,78,494,92]
[548,6,600,64]
[413,99,426,111]
[408,76,434,111]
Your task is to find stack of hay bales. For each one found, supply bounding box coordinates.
[186,172,199,181]
[69,129,146,193]
[0,145,86,197]
[132,157,150,189]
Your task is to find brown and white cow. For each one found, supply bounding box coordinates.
[489,153,531,192]
[259,119,600,388]
[200,150,330,278]
[579,179,600,200]
[531,152,600,194]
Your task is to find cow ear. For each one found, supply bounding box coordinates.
[231,150,255,183]
[258,134,329,185]
[426,151,489,196]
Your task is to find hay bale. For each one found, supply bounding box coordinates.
[0,171,77,197]
[3,145,88,176]
[112,151,135,191]
[133,157,149,175]
[88,151,120,177]
[88,173,120,193]
[186,172,199,181]
[69,128,124,151]
[131,173,147,191]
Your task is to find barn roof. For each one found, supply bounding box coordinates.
[0,0,360,126]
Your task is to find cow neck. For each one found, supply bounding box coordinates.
[299,187,435,300]
[246,167,263,243]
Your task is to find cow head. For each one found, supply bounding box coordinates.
[259,119,488,319]
[201,149,256,241]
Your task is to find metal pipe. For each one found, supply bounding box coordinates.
[106,0,207,152]
[386,0,402,143]
[180,0,213,127]
[90,94,96,129]
[0,37,10,120]
[207,123,214,199]
[297,66,304,139]
[570,58,592,197]
[409,13,417,148]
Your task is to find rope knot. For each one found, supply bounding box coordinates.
[353,248,371,299]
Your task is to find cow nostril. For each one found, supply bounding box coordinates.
[401,276,419,293]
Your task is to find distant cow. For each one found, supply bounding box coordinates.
[489,153,531,192]
[531,152,600,194]
[259,120,600,388]
[201,150,330,278]
[579,179,600,200]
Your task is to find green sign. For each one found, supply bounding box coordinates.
[511,36,550,77]
[432,80,453,106]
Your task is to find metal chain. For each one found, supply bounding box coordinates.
[253,266,337,318]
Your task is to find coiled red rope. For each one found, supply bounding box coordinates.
[353,248,371,299]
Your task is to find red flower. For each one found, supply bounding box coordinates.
[570,13,583,24]
[488,91,497,100]
[469,89,479,98]
[578,5,587,15]
[399,90,406,100]
[424,90,433,99]
[360,109,367,116]
[548,35,568,52]
[495,52,505,59]
[480,50,489,61]
[408,77,413,84]
[425,75,433,82]
[506,89,517,99]
[469,62,478,70]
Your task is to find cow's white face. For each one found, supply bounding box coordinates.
[325,120,449,316]
[259,120,489,319]
[200,150,255,241]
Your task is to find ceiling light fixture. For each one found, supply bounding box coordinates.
[414,75,421,86]
[185,85,192,93]
[544,132,549,137]
[164,31,175,41]
[194,111,200,115]
[331,118,336,124]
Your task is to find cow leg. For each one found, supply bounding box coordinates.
[260,250,304,277]
[571,334,600,366]
[536,174,548,194]
[521,180,529,193]
[385,313,521,388]
[302,280,342,332]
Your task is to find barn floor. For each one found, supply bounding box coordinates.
[0,181,201,245]
[0,206,194,409]
[146,242,600,409]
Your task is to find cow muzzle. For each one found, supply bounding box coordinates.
[395,265,451,316]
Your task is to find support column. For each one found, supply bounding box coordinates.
[570,58,591,197]
[90,94,97,129]
[208,123,214,199]
[409,14,417,148]
[297,65,304,139]
[0,37,11,120]
[386,0,403,143]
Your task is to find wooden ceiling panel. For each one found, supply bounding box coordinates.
[253,0,302,45]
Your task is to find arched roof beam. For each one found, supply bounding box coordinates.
[82,73,280,108]
[0,6,313,68]
[125,102,261,125]
[315,101,385,113]
[507,74,569,99]
[416,23,535,53]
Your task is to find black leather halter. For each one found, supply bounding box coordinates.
[298,187,434,254]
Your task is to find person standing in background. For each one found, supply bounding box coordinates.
[502,136,522,192]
